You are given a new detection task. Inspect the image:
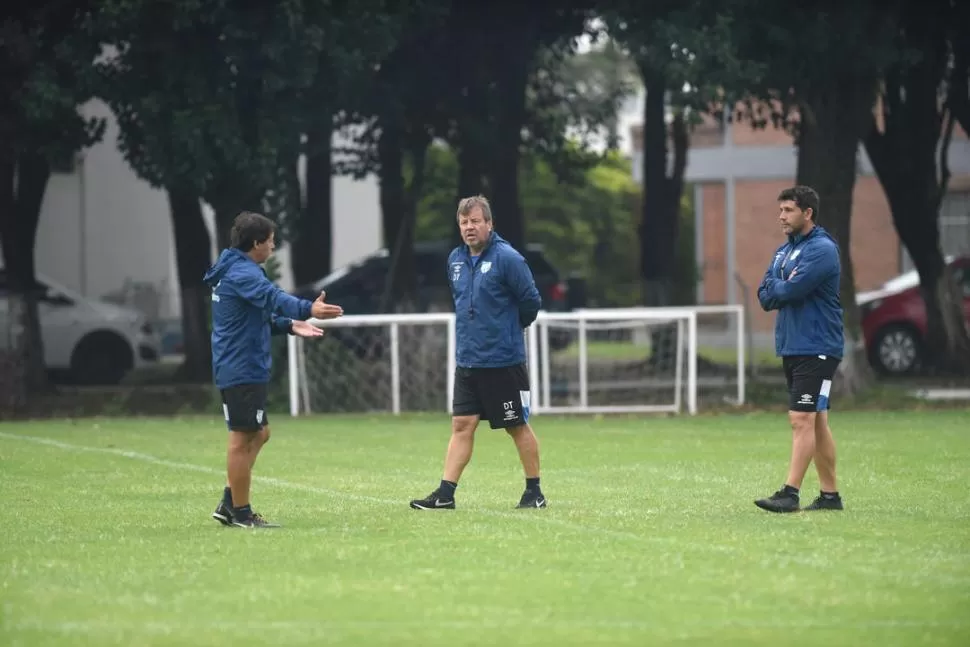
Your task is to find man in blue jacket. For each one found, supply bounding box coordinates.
[756,186,845,514]
[410,195,545,510]
[204,211,343,528]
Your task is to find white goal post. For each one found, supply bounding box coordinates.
[287,305,745,417]
[287,312,455,417]
[526,305,745,416]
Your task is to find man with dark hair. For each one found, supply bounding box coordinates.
[409,195,546,510]
[204,211,343,528]
[755,185,845,513]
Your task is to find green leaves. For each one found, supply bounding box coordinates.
[1,1,105,166]
[605,0,760,115]
[93,0,327,205]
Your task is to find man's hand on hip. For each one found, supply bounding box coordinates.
[311,290,344,320]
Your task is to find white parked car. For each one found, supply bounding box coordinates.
[0,269,161,385]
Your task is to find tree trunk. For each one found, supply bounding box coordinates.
[208,177,267,250]
[948,1,970,134]
[211,197,247,251]
[378,110,406,253]
[292,119,333,286]
[796,80,876,396]
[167,187,212,382]
[486,18,537,251]
[378,100,431,311]
[863,4,970,373]
[453,60,489,247]
[401,133,430,301]
[0,152,52,396]
[638,66,689,368]
[456,142,485,199]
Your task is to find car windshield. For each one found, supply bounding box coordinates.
[880,255,956,292]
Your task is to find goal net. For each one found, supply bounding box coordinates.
[287,306,745,417]
[526,306,746,415]
[287,313,455,416]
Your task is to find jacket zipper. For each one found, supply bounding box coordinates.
[780,233,811,279]
[468,256,476,320]
[466,244,491,320]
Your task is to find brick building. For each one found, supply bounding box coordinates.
[630,106,970,339]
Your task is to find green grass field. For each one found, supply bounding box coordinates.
[2,409,968,646]
[557,340,783,368]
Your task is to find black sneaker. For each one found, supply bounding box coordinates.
[804,495,844,511]
[516,489,547,509]
[409,489,455,510]
[232,512,281,528]
[212,500,233,526]
[754,489,800,513]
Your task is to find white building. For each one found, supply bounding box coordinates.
[29,99,382,321]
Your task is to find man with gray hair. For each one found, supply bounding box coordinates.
[410,195,546,510]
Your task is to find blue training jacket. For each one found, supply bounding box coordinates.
[449,232,542,368]
[757,225,845,359]
[204,248,313,389]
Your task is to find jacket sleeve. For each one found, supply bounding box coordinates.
[233,270,313,320]
[757,261,781,311]
[505,254,542,327]
[765,242,839,304]
[270,314,293,336]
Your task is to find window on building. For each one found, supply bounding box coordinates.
[900,191,970,273]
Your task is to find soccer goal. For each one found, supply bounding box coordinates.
[526,305,746,416]
[286,313,455,416]
[287,305,745,417]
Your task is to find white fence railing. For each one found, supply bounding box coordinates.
[288,305,745,417]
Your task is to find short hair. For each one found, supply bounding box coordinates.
[777,186,820,221]
[456,195,493,222]
[230,211,276,251]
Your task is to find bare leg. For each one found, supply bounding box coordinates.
[784,411,817,490]
[225,426,270,488]
[506,423,540,479]
[227,430,258,508]
[443,415,479,483]
[813,412,838,492]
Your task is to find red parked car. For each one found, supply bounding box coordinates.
[858,256,970,375]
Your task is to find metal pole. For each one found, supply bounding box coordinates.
[79,153,88,296]
[390,322,401,414]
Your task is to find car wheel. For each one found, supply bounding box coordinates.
[870,324,922,376]
[70,331,134,385]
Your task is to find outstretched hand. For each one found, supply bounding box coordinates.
[291,320,324,338]
[311,290,343,320]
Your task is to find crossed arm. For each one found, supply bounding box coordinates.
[758,244,838,311]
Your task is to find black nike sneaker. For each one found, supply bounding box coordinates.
[804,494,844,511]
[754,488,800,513]
[516,489,547,509]
[409,489,455,510]
[232,512,281,528]
[212,500,233,526]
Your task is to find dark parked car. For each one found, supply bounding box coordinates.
[295,240,580,357]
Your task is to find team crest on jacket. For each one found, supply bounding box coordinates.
[480,261,492,274]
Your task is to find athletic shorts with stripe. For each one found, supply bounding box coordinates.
[783,355,841,412]
[452,364,532,429]
[220,383,269,432]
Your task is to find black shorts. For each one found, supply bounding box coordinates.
[783,355,841,412]
[220,383,269,432]
[453,364,532,429]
